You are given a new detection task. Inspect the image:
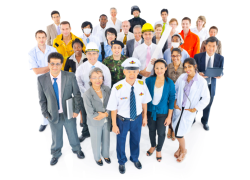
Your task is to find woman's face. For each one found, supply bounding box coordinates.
[154,62,167,77]
[90,72,103,87]
[106,32,116,43]
[110,9,117,18]
[197,20,204,28]
[171,51,181,65]
[73,42,82,56]
[155,27,162,36]
[184,62,196,75]
[170,21,177,30]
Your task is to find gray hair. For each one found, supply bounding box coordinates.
[133,25,141,33]
[88,67,104,86]
[110,7,117,12]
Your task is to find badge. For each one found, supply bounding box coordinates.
[139,92,144,96]
[138,80,144,85]
[120,97,127,100]
[116,84,123,90]
[129,61,136,64]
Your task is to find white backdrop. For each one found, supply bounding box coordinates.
[1,0,249,179]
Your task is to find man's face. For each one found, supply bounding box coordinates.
[133,28,142,41]
[142,31,153,42]
[99,16,108,27]
[122,21,130,34]
[206,42,217,55]
[48,58,62,75]
[86,52,99,64]
[111,44,122,56]
[61,24,71,37]
[182,20,191,31]
[52,13,60,24]
[133,10,140,17]
[123,69,139,81]
[36,33,47,45]
[209,29,218,37]
[161,12,168,21]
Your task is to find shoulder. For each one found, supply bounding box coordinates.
[194,52,205,59]
[47,45,57,52]
[164,48,171,54]
[38,72,48,82]
[197,73,207,85]
[215,53,224,60]
[99,62,110,70]
[47,24,53,28]
[145,76,155,83]
[63,71,75,78]
[113,80,125,91]
[177,73,186,82]
[28,46,36,55]
[102,85,111,92]
[166,77,174,85]
[127,39,134,45]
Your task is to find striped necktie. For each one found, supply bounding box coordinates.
[130,86,137,120]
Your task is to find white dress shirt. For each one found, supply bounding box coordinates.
[154,20,168,28]
[50,71,63,113]
[191,27,209,47]
[92,24,107,43]
[134,39,142,48]
[106,18,122,34]
[75,61,111,96]
[107,79,152,118]
[117,31,134,42]
[79,33,100,47]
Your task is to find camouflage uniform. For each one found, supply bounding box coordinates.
[103,55,128,86]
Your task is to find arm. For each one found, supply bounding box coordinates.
[46,26,52,46]
[164,80,176,126]
[83,93,100,120]
[28,52,50,74]
[72,75,83,115]
[75,67,87,94]
[37,78,50,119]
[32,67,50,75]
[104,67,112,88]
[193,37,200,57]
[142,103,147,127]
[194,81,210,111]
[111,110,119,134]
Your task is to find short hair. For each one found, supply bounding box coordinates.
[196,16,206,28]
[183,58,198,72]
[105,27,117,39]
[205,36,219,45]
[169,18,178,26]
[171,48,182,55]
[99,14,107,19]
[182,17,191,24]
[155,24,162,30]
[88,67,104,86]
[60,21,71,27]
[209,26,218,33]
[110,7,117,12]
[161,9,168,14]
[72,38,83,48]
[35,30,47,37]
[133,25,142,32]
[48,52,63,63]
[51,11,60,17]
[81,21,93,31]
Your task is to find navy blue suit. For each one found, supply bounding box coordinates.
[194,52,224,125]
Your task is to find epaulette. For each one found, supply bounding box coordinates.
[138,80,144,85]
[116,84,123,90]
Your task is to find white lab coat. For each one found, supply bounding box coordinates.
[172,73,210,137]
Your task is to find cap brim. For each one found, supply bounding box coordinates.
[124,67,139,70]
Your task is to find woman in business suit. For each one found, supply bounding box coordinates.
[145,59,175,162]
[83,67,111,166]
[173,58,210,162]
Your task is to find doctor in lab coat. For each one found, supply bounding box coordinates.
[172,58,210,162]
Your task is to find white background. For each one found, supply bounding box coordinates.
[1,0,249,179]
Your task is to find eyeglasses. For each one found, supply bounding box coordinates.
[49,63,62,66]
[90,77,103,80]
[171,55,181,58]
[107,33,115,37]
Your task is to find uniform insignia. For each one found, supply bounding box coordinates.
[129,61,136,64]
[55,43,59,47]
[120,97,127,100]
[116,84,123,90]
[138,80,144,85]
[139,92,144,96]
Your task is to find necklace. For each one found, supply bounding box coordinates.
[93,88,101,92]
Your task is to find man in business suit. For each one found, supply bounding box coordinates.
[126,25,144,57]
[38,52,85,165]
[194,36,224,131]
[46,11,61,46]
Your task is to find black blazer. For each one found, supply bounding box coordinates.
[152,36,168,53]
[64,55,88,73]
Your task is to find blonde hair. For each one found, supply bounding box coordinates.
[196,16,206,28]
[169,18,178,26]
[155,24,162,30]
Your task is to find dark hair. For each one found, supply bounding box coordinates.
[48,52,64,63]
[171,48,182,55]
[182,17,191,24]
[105,27,117,40]
[72,38,83,48]
[152,59,168,81]
[51,11,60,17]
[205,36,219,45]
[60,21,71,27]
[35,30,47,37]
[209,26,218,32]
[161,9,168,14]
[81,21,93,32]
[99,14,107,19]
[183,58,198,72]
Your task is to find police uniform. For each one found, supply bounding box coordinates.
[107,57,152,165]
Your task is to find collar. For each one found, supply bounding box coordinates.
[87,60,99,68]
[180,29,191,37]
[124,79,136,88]
[99,24,106,30]
[182,72,199,81]
[143,42,153,49]
[54,24,60,28]
[35,45,48,53]
[206,52,215,59]
[69,53,85,60]
[50,71,61,81]
[83,33,92,39]
[169,62,183,69]
[135,38,142,43]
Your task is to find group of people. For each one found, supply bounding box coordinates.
[28,5,224,174]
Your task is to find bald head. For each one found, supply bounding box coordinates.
[122,20,131,34]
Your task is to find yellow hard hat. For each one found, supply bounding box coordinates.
[141,23,154,33]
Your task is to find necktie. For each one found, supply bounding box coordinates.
[161,23,166,35]
[123,34,127,45]
[135,41,139,48]
[87,38,90,43]
[53,78,60,110]
[57,26,61,35]
[146,46,151,66]
[92,65,95,69]
[206,57,212,84]
[130,86,137,120]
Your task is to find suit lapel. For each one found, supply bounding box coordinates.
[51,24,57,36]
[101,87,107,105]
[90,87,102,103]
[131,39,135,48]
[141,38,144,44]
[213,53,219,67]
[61,71,66,98]
[201,53,206,72]
[46,73,56,99]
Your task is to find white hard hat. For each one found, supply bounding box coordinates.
[85,42,99,52]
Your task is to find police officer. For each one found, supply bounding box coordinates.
[128,5,147,33]
[107,57,152,174]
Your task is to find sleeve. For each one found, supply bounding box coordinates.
[142,83,152,104]
[121,48,124,55]
[193,36,200,57]
[64,57,70,72]
[46,26,52,46]
[174,75,181,99]
[83,93,99,119]
[126,42,130,57]
[75,67,87,94]
[194,80,210,111]
[200,41,206,53]
[71,74,83,114]
[103,66,112,88]
[28,51,39,70]
[168,80,176,109]
[37,77,50,118]
[52,38,56,48]
[106,86,118,111]
[98,44,102,62]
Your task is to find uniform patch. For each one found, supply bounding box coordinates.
[120,97,127,100]
[55,43,59,47]
[139,92,144,96]
[129,61,136,64]
[116,84,123,90]
[138,80,144,85]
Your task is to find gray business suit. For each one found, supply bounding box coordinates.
[126,38,144,57]
[38,71,83,158]
[83,85,111,161]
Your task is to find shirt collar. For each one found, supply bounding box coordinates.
[87,60,99,68]
[35,45,48,53]
[70,53,85,61]
[206,52,215,59]
[182,72,199,81]
[135,38,142,43]
[143,42,152,49]
[50,71,61,82]
[54,24,60,28]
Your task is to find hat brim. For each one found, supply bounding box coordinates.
[124,67,139,70]
[85,49,99,53]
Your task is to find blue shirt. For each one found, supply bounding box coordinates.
[163,48,189,65]
[28,45,57,70]
[98,40,124,62]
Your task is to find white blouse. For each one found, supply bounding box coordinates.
[152,85,163,105]
[100,97,108,123]
[191,27,209,48]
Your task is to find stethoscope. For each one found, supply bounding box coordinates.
[183,83,192,109]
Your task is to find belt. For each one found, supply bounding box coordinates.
[117,114,141,121]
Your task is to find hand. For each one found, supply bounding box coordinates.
[93,112,106,120]
[112,125,120,135]
[215,76,221,79]
[140,68,151,77]
[150,58,157,65]
[72,113,78,118]
[185,108,197,113]
[164,117,171,126]
[199,72,208,79]
[174,104,181,111]
[142,117,147,127]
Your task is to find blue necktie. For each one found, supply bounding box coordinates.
[130,86,137,119]
[53,78,60,110]
[87,38,90,43]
